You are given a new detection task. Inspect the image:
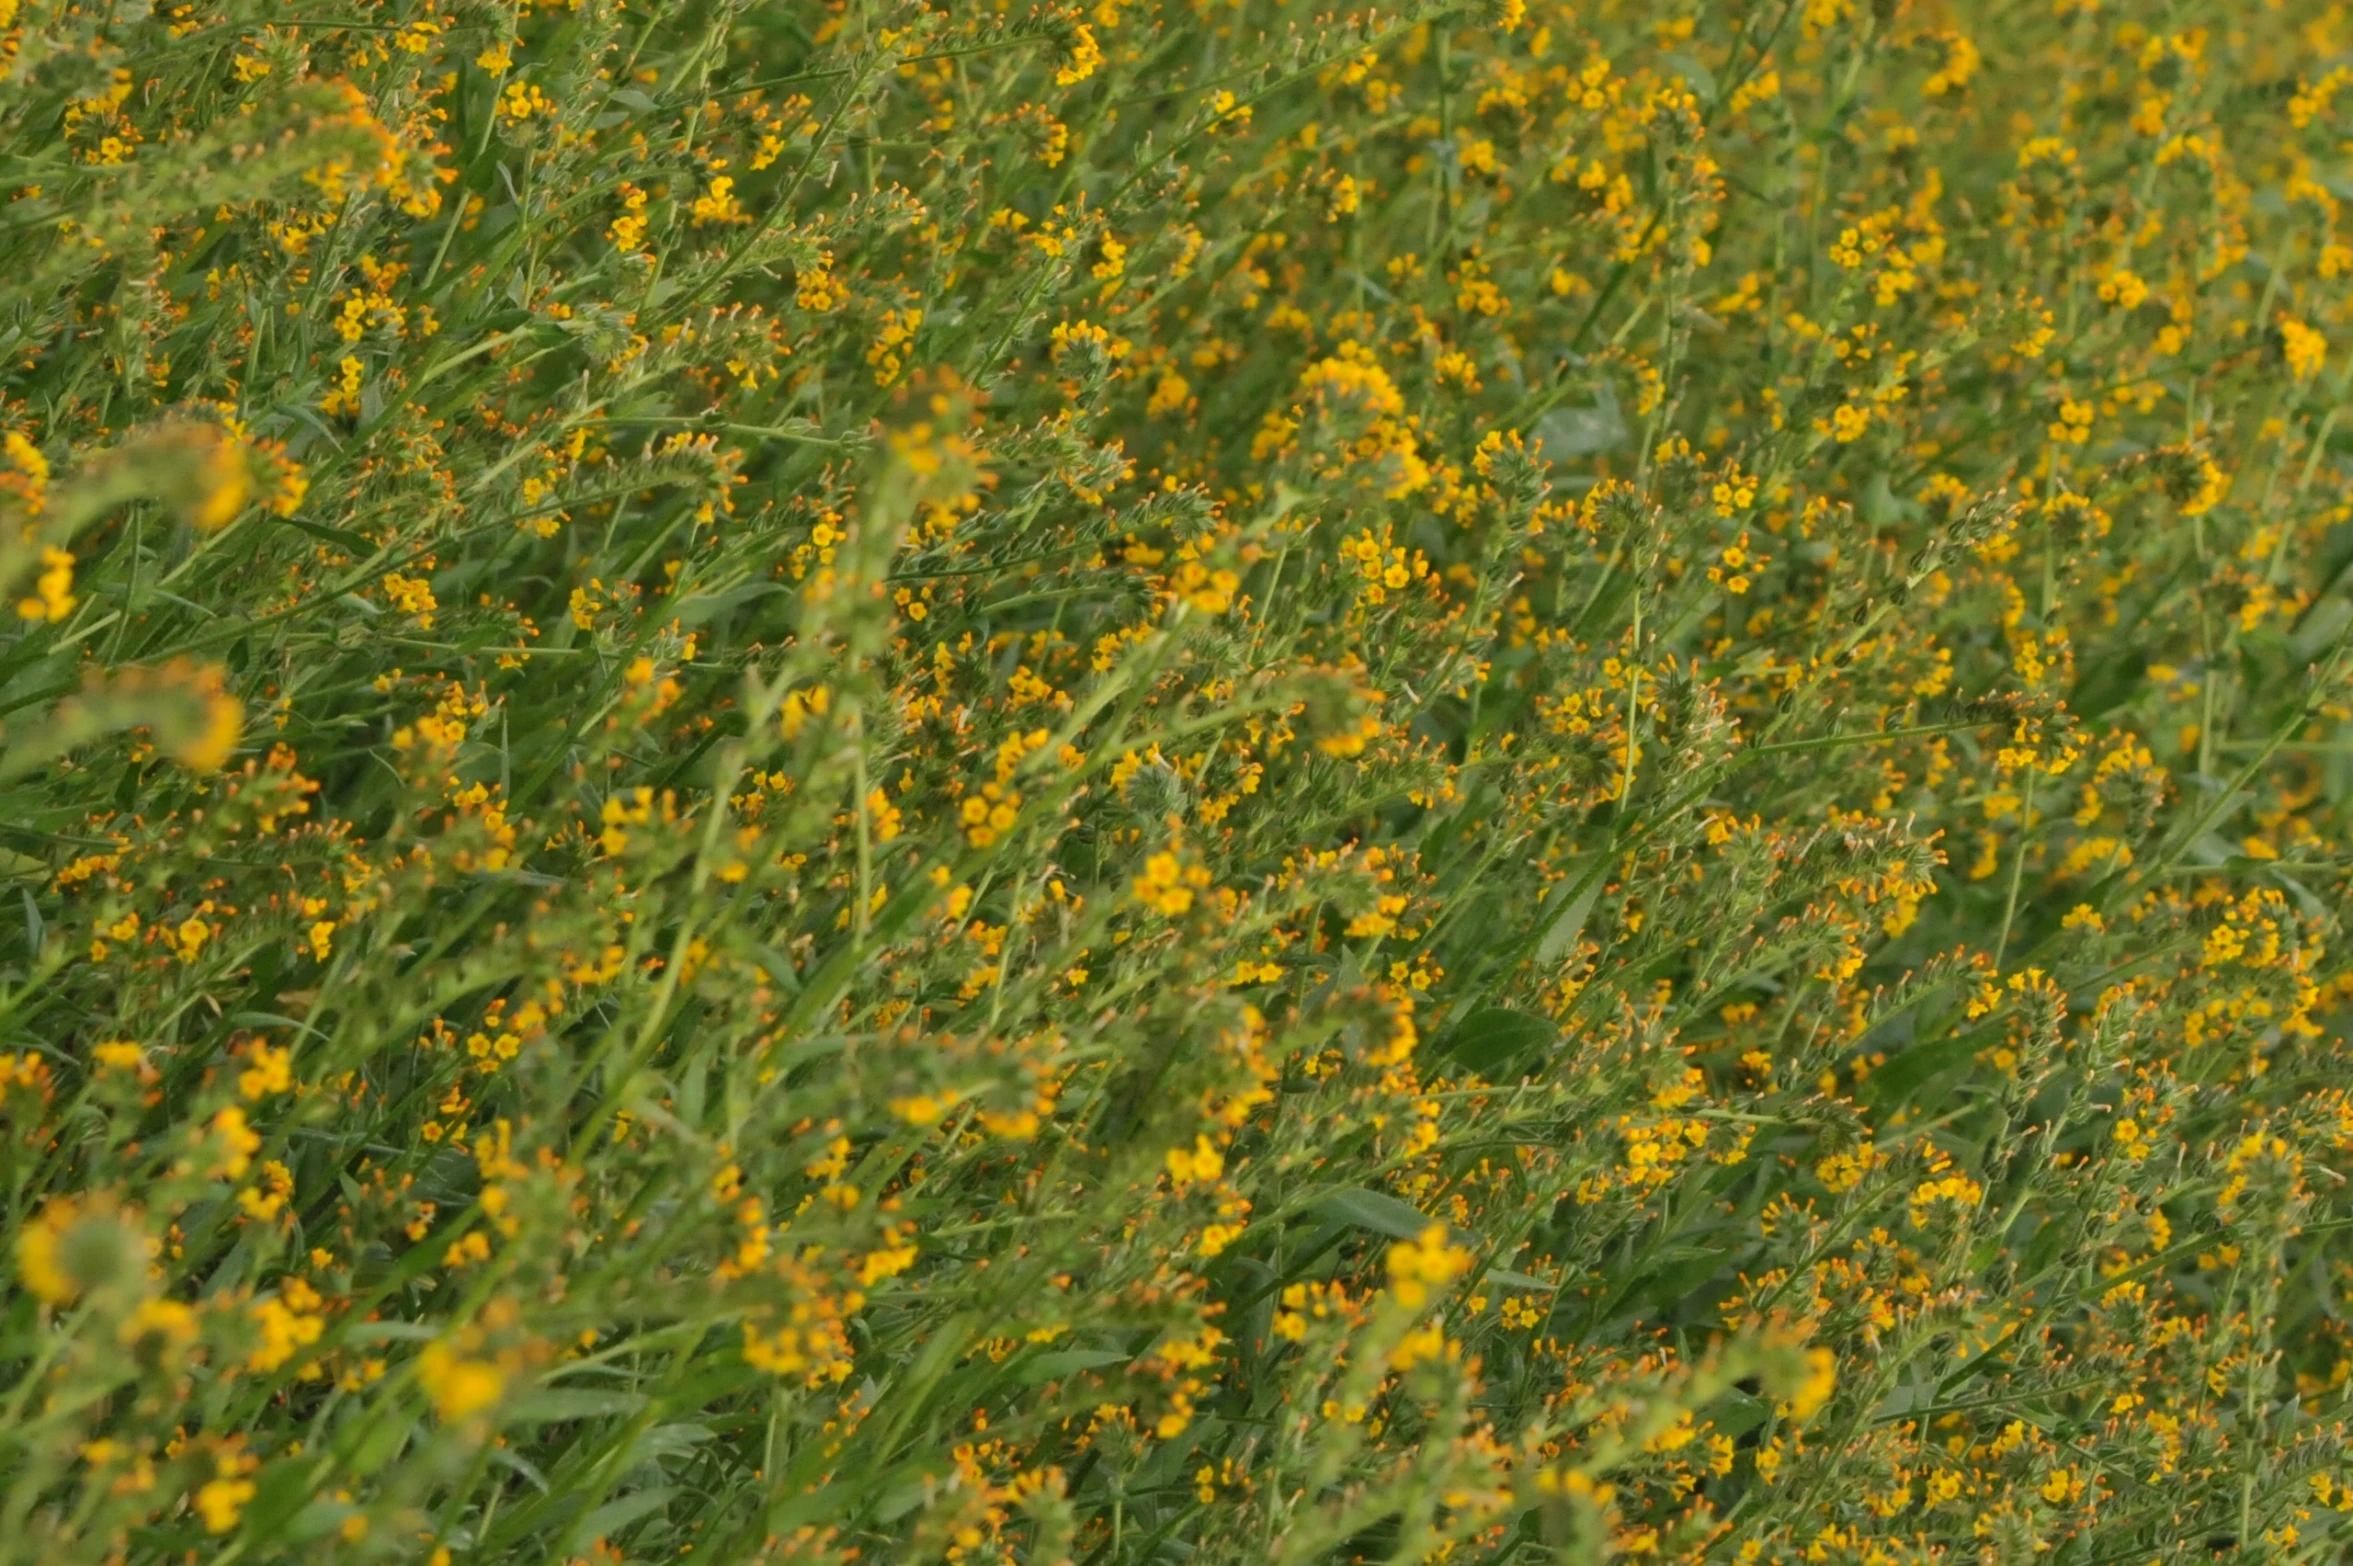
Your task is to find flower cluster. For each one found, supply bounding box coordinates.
[2,0,2351,1563]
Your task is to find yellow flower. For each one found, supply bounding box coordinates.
[93,1040,145,1072]
[890,1093,948,1126]
[1166,1133,1225,1188]
[1384,1224,1471,1309]
[1816,1142,1877,1193]
[239,1042,294,1101]
[321,354,364,418]
[1055,23,1104,86]
[246,1282,326,1371]
[2098,267,2150,310]
[195,1475,256,1533]
[1784,1347,1837,1419]
[420,1338,508,1420]
[16,546,75,622]
[2280,317,2326,381]
[610,182,650,255]
[2,429,51,513]
[185,425,252,528]
[1131,849,1210,915]
[497,79,553,125]
[690,174,747,226]
[207,1106,261,1179]
[119,1296,199,1350]
[16,1193,146,1306]
[17,1197,85,1304]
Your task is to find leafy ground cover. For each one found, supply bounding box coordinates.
[5,0,2353,1561]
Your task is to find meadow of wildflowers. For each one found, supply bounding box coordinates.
[4,0,2353,1559]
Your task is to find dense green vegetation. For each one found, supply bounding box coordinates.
[5,0,2353,1561]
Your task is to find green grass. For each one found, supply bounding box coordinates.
[3,0,2353,1562]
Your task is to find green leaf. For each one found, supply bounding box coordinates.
[570,1488,678,1547]
[1858,1028,1981,1112]
[340,1411,419,1479]
[507,1388,650,1423]
[1481,1269,1555,1292]
[1014,1349,1131,1385]
[1309,1186,1473,1243]
[624,1424,714,1465]
[1708,1388,1772,1441]
[1444,1006,1554,1077]
[348,1320,441,1343]
[1535,871,1603,966]
[238,1456,327,1544]
[1661,51,1718,100]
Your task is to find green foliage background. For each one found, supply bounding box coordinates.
[4,0,2353,1561]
